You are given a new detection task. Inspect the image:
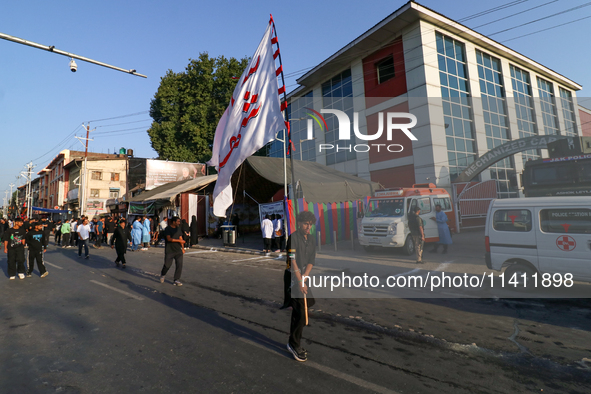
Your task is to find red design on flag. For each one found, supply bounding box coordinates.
[556,235,576,251]
[242,56,261,86]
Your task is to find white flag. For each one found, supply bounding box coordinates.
[207,23,284,217]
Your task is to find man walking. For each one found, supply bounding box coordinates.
[25,221,48,278]
[408,206,425,264]
[95,217,104,248]
[105,216,115,247]
[286,211,317,362]
[77,218,91,259]
[159,217,185,286]
[111,218,131,268]
[2,217,27,279]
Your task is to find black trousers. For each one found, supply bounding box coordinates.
[282,269,291,307]
[62,233,70,247]
[115,251,126,265]
[27,250,47,275]
[263,238,272,250]
[161,252,183,280]
[55,231,62,245]
[288,288,315,351]
[7,249,26,277]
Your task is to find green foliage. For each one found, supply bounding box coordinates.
[147,53,249,163]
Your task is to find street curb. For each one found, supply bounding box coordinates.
[189,244,284,258]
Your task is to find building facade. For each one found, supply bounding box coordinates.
[269,1,583,198]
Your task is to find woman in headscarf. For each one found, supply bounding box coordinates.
[131,217,143,251]
[142,216,151,250]
[181,219,191,246]
[190,215,198,246]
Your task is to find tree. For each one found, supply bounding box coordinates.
[147,53,249,164]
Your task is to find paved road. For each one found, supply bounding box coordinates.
[1,242,590,393]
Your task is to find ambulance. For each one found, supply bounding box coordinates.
[358,183,456,254]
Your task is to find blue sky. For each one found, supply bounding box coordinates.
[1,0,590,197]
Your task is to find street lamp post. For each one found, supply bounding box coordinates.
[299,138,316,161]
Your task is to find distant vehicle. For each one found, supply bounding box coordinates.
[522,154,591,197]
[358,184,456,255]
[485,196,591,287]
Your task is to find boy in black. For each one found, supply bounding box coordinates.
[110,219,132,268]
[2,217,27,280]
[286,211,317,363]
[159,217,185,286]
[26,222,48,278]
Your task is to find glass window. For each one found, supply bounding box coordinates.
[540,209,591,234]
[493,209,532,232]
[410,197,432,214]
[111,173,120,181]
[321,69,355,164]
[559,88,577,137]
[91,171,102,180]
[537,78,560,136]
[376,56,395,84]
[90,189,100,198]
[436,32,476,181]
[477,50,517,199]
[365,199,405,217]
[433,197,452,211]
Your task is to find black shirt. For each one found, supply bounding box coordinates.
[285,230,316,271]
[162,225,183,255]
[105,219,115,233]
[2,227,26,250]
[26,230,47,251]
[408,212,424,236]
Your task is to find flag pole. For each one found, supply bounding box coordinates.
[270,15,299,237]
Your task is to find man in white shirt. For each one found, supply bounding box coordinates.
[261,214,274,253]
[77,218,91,259]
[273,214,284,252]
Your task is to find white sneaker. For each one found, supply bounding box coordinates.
[9,276,15,280]
[160,276,165,284]
[41,272,49,278]
[18,273,25,280]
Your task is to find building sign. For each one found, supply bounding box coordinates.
[145,160,206,190]
[456,136,573,182]
[86,200,104,210]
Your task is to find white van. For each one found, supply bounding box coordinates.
[485,197,591,284]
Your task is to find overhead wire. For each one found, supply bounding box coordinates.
[472,0,559,29]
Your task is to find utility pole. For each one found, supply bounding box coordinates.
[19,162,35,219]
[8,183,15,218]
[76,123,94,217]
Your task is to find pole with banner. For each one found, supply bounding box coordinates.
[208,18,288,219]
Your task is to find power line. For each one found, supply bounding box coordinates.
[96,118,153,128]
[457,0,530,22]
[489,1,591,36]
[472,0,559,29]
[87,111,149,123]
[93,126,149,135]
[503,14,591,42]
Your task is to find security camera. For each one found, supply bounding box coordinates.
[69,59,77,72]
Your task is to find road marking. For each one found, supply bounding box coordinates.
[239,338,399,394]
[43,261,63,270]
[90,280,144,301]
[392,268,420,277]
[185,250,218,255]
[232,256,273,263]
[433,261,453,271]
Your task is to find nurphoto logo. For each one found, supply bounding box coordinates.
[304,108,418,153]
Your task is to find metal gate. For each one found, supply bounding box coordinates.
[452,180,498,232]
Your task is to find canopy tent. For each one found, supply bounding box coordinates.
[241,157,380,204]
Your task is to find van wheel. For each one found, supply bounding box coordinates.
[504,263,537,290]
[403,235,414,256]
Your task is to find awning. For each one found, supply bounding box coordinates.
[244,157,379,204]
[128,175,218,203]
[32,207,69,214]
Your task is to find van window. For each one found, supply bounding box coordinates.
[493,209,532,232]
[365,199,405,217]
[540,208,591,234]
[433,197,452,211]
[410,197,432,214]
